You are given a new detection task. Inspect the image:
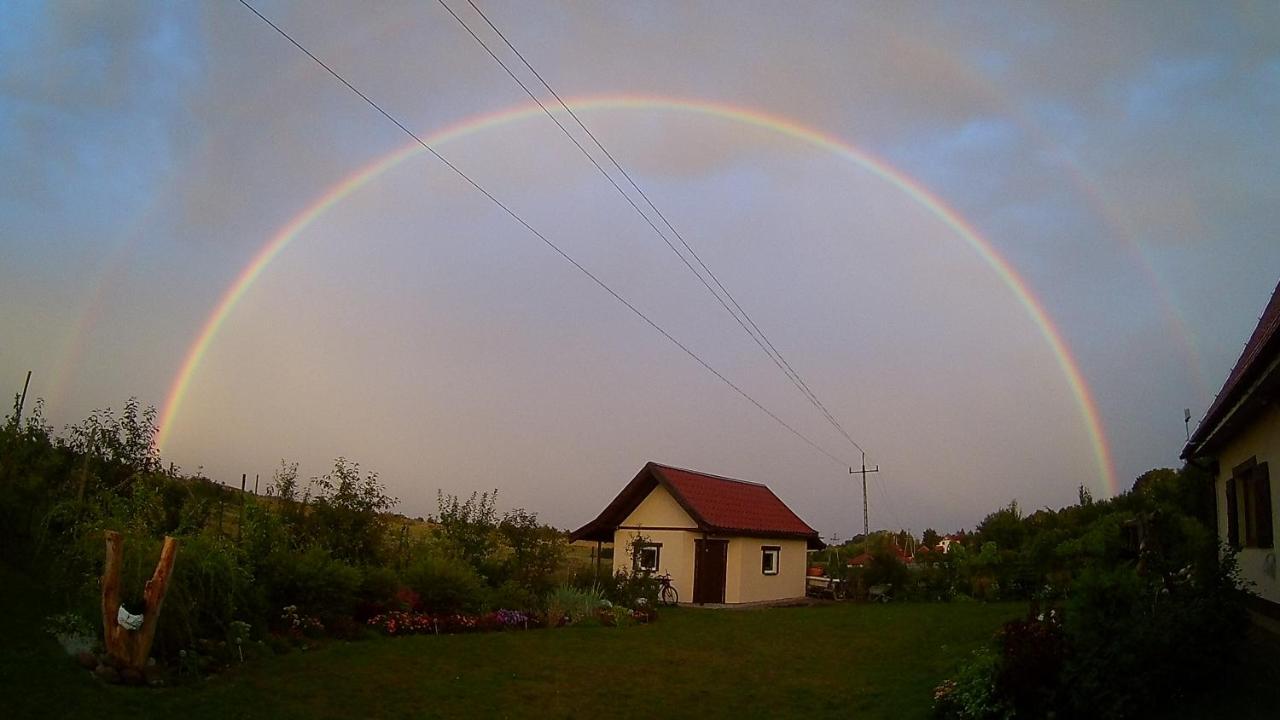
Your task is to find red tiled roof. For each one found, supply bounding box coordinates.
[569,462,821,547]
[1184,278,1280,458]
[653,464,818,537]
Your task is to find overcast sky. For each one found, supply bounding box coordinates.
[3,1,1278,538]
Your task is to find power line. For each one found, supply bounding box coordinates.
[441,0,866,456]
[236,0,848,467]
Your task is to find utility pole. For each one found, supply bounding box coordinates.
[850,451,879,539]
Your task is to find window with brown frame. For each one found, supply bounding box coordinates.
[1226,476,1240,548]
[634,543,661,573]
[1232,458,1272,549]
[761,546,780,575]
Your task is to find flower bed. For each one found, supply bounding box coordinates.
[367,605,653,637]
[367,609,533,636]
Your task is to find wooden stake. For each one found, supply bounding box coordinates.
[101,531,179,670]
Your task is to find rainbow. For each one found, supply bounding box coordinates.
[155,95,1118,496]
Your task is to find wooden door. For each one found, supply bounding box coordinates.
[693,539,728,604]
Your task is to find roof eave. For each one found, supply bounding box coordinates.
[1183,351,1280,461]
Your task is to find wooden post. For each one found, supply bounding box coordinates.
[238,473,247,543]
[101,531,179,670]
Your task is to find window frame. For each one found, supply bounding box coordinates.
[761,545,781,576]
[1232,458,1273,549]
[634,543,662,574]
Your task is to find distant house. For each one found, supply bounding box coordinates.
[846,552,874,568]
[569,462,823,605]
[1182,278,1280,617]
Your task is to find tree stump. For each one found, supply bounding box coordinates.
[101,531,179,671]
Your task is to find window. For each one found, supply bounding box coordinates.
[761,546,780,575]
[635,543,661,573]
[1230,459,1272,549]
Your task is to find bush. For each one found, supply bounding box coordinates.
[305,458,397,565]
[487,580,541,613]
[994,612,1064,716]
[932,648,1013,719]
[403,552,486,615]
[1057,551,1248,717]
[262,545,363,622]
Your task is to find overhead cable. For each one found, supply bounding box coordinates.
[236,0,849,467]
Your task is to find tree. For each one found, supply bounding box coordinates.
[922,528,941,548]
[435,489,499,569]
[976,500,1026,552]
[498,508,565,594]
[307,457,397,564]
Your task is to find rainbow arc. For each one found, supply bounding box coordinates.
[155,95,1118,496]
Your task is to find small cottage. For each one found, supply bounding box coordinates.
[569,462,823,605]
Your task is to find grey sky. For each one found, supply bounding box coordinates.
[2,1,1278,537]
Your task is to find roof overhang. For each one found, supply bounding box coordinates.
[1182,351,1280,462]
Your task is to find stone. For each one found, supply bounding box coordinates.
[94,664,120,684]
[75,651,98,670]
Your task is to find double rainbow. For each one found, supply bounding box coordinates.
[155,95,1118,495]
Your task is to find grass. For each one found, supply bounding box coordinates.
[7,556,1278,720]
[2,562,1016,720]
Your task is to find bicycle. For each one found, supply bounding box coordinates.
[656,572,679,606]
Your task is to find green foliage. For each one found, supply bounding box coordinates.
[865,545,910,589]
[358,565,401,609]
[486,580,542,613]
[974,501,1025,554]
[435,489,499,569]
[938,465,1251,717]
[932,649,1014,719]
[544,583,606,626]
[305,458,397,565]
[261,545,363,621]
[61,397,162,479]
[497,508,565,595]
[1,396,577,669]
[403,551,486,615]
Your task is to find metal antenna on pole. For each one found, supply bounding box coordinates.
[1184,408,1192,442]
[16,370,32,425]
[850,451,880,538]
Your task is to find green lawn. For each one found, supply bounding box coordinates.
[2,564,1018,720]
[5,558,1276,720]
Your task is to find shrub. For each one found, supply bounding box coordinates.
[434,490,499,569]
[305,458,397,565]
[403,552,486,615]
[262,545,363,622]
[994,612,1065,716]
[1057,550,1248,717]
[933,648,1013,720]
[487,580,541,613]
